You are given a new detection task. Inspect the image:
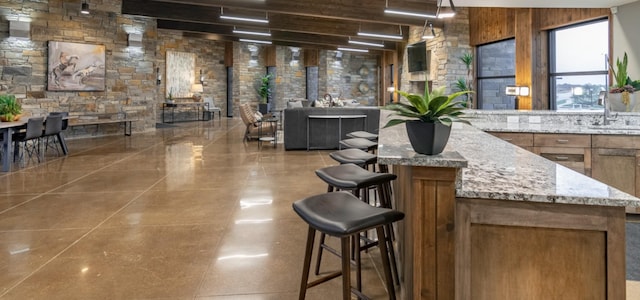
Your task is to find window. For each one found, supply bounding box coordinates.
[550,19,609,111]
[476,39,516,109]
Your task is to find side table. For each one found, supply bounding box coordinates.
[258,117,278,149]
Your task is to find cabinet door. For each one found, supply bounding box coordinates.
[591,148,637,196]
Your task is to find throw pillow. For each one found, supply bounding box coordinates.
[254,111,263,122]
[287,101,303,109]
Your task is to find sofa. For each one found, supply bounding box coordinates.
[283,107,380,150]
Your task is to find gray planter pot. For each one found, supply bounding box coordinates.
[405,121,452,155]
[258,103,271,114]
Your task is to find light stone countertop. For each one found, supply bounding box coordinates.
[377,111,640,208]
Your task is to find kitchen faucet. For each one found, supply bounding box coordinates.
[599,91,617,125]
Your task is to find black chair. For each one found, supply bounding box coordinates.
[293,191,404,300]
[13,117,44,166]
[48,112,69,155]
[43,114,63,156]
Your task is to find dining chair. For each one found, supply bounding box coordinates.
[203,97,221,121]
[13,117,45,166]
[43,114,63,156]
[48,112,69,155]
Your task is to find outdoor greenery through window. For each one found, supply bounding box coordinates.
[550,19,609,111]
[476,39,516,110]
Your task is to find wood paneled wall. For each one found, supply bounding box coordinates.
[469,7,610,110]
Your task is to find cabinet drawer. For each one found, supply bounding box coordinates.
[489,132,534,148]
[534,133,591,148]
[592,135,640,149]
[540,153,584,162]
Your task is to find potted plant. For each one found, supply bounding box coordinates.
[608,52,640,112]
[257,73,273,114]
[455,53,474,108]
[0,94,23,122]
[383,81,470,155]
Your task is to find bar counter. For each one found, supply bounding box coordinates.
[377,111,640,300]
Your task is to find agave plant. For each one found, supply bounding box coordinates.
[383,82,471,128]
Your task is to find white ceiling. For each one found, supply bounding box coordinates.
[455,0,638,8]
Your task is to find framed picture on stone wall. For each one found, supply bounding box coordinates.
[47,41,106,91]
[166,51,196,98]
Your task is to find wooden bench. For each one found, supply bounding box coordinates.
[67,113,138,136]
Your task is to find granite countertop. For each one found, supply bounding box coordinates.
[377,111,640,208]
[471,121,640,135]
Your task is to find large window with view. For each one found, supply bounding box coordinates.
[550,19,609,111]
[476,39,516,110]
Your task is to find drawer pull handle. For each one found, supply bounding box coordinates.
[555,156,569,161]
[556,139,569,143]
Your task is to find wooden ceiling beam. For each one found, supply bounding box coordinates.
[149,0,438,26]
[157,19,399,50]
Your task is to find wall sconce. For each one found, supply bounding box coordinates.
[9,20,30,40]
[335,51,343,62]
[505,85,530,109]
[386,86,395,93]
[156,67,161,85]
[81,1,90,14]
[199,69,205,85]
[127,33,143,47]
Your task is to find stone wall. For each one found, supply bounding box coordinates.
[401,8,471,98]
[321,50,379,106]
[156,30,227,119]
[0,0,158,136]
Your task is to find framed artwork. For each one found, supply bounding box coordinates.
[47,41,106,91]
[166,51,195,98]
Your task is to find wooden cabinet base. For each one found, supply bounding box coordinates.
[393,164,627,300]
[456,199,625,299]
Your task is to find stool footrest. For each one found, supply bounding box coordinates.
[306,270,342,289]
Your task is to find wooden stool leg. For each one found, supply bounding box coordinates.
[314,233,326,275]
[340,236,351,300]
[376,226,396,300]
[299,226,316,300]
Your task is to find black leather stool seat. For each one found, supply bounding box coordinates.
[315,163,396,191]
[329,148,377,167]
[346,130,378,141]
[292,191,404,237]
[339,138,377,152]
[293,191,404,300]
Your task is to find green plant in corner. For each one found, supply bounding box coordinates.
[455,52,473,108]
[0,94,22,122]
[257,74,273,104]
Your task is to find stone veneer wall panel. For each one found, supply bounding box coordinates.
[156,30,227,120]
[401,8,471,98]
[0,0,158,137]
[322,50,378,106]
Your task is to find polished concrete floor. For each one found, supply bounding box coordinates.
[0,118,637,299]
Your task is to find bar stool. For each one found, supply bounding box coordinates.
[314,163,399,284]
[346,130,378,141]
[339,137,377,153]
[293,191,404,300]
[329,148,377,169]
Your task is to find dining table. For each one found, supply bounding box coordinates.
[0,118,28,172]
